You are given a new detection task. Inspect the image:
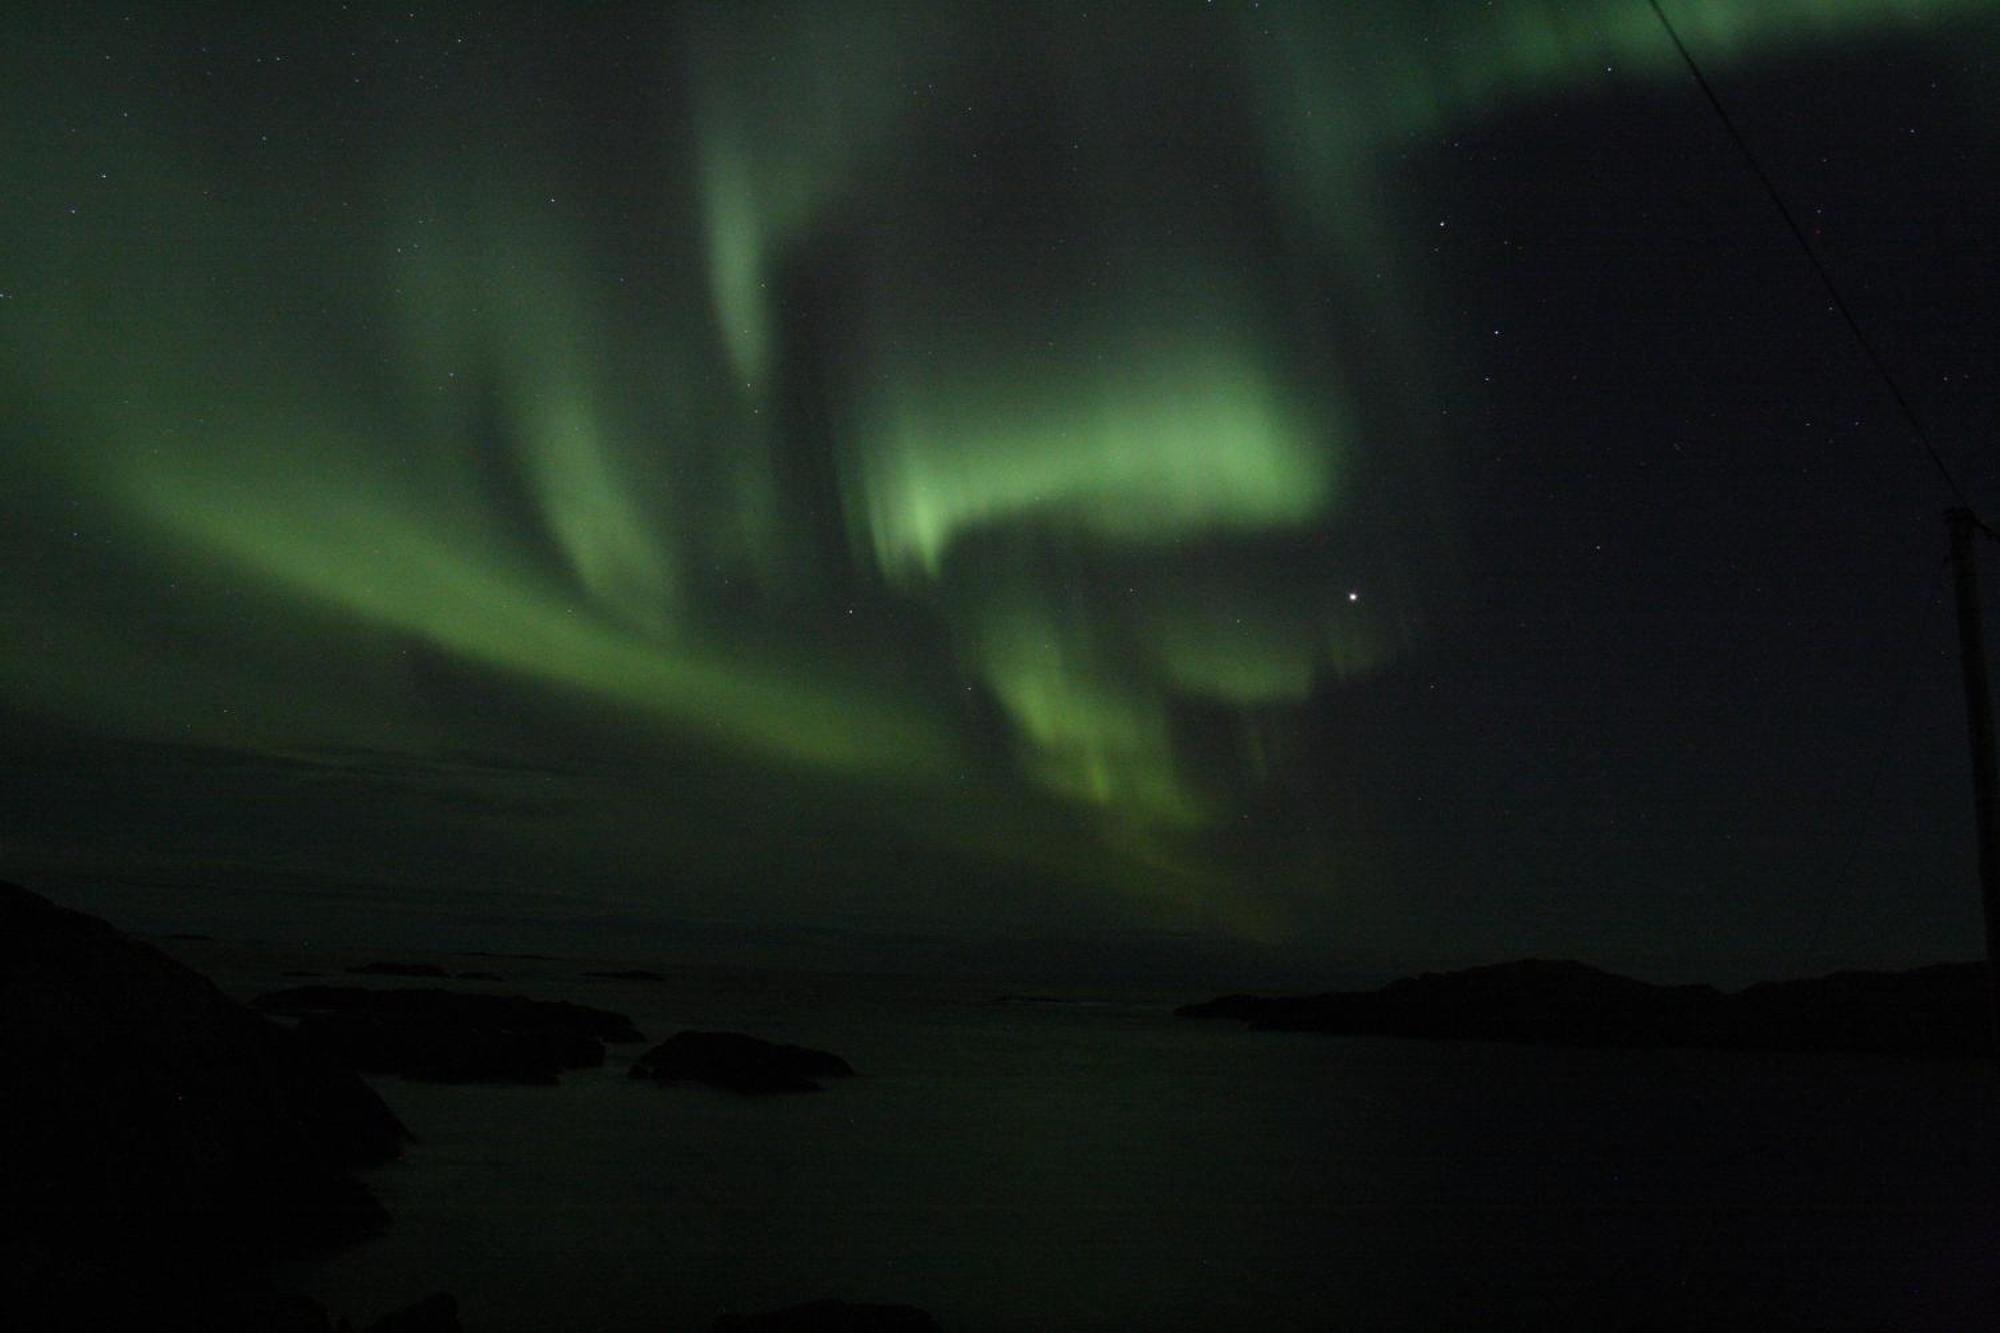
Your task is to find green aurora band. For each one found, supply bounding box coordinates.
[3,0,1994,934]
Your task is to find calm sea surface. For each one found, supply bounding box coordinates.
[162,939,2000,1331]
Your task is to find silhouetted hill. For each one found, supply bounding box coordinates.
[1179,958,1991,1056]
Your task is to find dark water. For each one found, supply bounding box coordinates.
[166,940,2000,1330]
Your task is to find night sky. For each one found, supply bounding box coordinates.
[5,1,1998,983]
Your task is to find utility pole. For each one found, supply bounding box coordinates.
[1947,507,2000,1054]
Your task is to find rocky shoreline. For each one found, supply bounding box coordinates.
[1,879,911,1331]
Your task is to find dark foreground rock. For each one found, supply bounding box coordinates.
[714,1299,940,1331]
[3,1243,334,1333]
[632,1031,854,1094]
[1178,958,1992,1056]
[254,985,644,1083]
[5,1244,460,1333]
[585,968,665,981]
[0,880,413,1329]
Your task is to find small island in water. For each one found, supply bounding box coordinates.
[1180,957,1992,1057]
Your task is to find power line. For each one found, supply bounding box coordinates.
[1642,0,1979,517]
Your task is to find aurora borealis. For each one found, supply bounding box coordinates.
[5,2,1999,974]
